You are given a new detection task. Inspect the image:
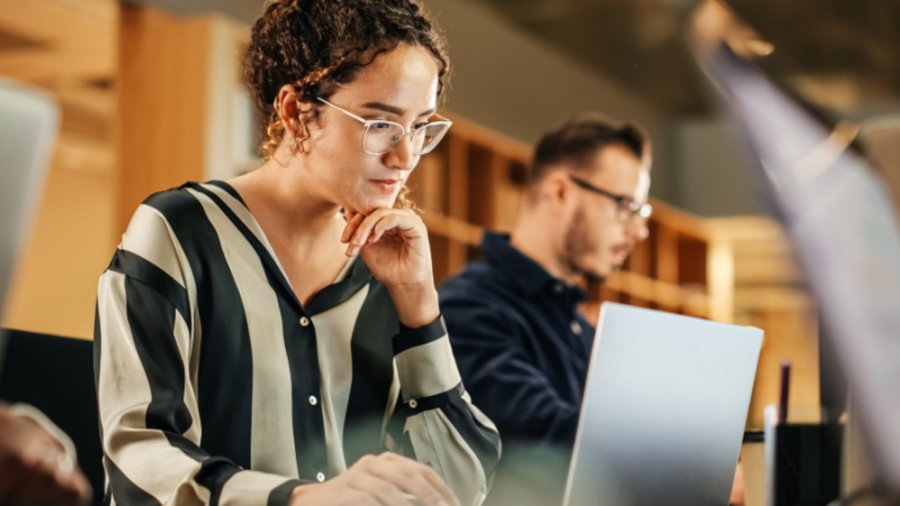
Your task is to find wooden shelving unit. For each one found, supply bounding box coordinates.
[411,114,819,428]
[412,113,718,317]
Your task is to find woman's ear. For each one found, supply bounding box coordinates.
[275,84,314,136]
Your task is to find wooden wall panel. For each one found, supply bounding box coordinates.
[116,5,210,234]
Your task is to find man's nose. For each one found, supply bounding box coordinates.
[624,215,650,242]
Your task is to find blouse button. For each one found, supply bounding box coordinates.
[408,399,418,409]
[570,320,583,335]
[299,316,310,327]
[316,471,325,482]
[308,395,318,406]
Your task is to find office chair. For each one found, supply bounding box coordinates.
[0,328,103,506]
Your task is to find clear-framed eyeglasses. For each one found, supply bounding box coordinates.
[568,173,653,223]
[317,97,453,156]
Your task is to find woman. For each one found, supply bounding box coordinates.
[94,1,500,505]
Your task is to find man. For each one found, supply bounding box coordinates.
[439,112,652,505]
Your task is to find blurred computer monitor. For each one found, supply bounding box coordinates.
[0,80,57,311]
[692,18,900,491]
[0,79,58,365]
[861,116,900,217]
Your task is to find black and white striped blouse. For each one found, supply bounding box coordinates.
[94,181,501,506]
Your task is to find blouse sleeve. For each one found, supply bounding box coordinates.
[386,317,502,506]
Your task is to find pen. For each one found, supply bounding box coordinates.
[778,360,791,424]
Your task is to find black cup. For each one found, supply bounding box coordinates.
[773,423,843,506]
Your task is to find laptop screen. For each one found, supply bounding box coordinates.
[563,303,762,506]
[697,37,900,488]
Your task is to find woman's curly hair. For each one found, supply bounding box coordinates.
[242,0,449,210]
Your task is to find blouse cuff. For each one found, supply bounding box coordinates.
[393,316,461,402]
[218,471,303,506]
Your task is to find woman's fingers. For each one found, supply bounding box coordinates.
[288,453,457,506]
[416,466,460,506]
[362,210,421,244]
[370,212,419,244]
[346,209,419,256]
[341,211,365,245]
[349,472,416,506]
[343,210,378,255]
[368,453,458,506]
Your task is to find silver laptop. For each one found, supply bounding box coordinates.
[563,302,762,506]
[0,79,58,364]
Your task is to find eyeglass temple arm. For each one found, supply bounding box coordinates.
[316,97,368,123]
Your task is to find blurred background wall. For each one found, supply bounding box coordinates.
[2,0,899,437]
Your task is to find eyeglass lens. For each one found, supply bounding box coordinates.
[364,122,449,155]
[616,202,652,222]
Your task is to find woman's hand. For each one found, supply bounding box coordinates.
[341,209,439,328]
[289,452,459,506]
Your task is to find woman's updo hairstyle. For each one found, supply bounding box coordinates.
[242,0,450,161]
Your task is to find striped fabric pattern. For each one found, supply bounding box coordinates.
[94,181,501,506]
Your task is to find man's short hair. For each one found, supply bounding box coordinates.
[529,112,650,186]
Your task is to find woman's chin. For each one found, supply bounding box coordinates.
[343,196,397,216]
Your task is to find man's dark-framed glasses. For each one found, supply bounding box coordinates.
[568,173,653,222]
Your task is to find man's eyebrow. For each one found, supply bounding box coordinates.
[360,102,435,117]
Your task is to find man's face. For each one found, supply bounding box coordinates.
[562,144,651,281]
